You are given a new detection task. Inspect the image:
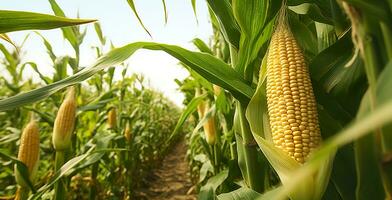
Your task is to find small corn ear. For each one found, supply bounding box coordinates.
[266,18,321,163]
[124,122,132,142]
[203,104,217,145]
[52,87,76,151]
[108,107,117,129]
[195,88,217,145]
[15,118,40,188]
[195,88,205,118]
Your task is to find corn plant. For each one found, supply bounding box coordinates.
[0,0,392,199]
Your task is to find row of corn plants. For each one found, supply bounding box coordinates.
[1,0,392,199]
[0,2,184,199]
[130,0,392,199]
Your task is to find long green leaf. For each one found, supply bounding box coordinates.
[0,10,95,34]
[0,42,253,111]
[267,98,392,200]
[0,149,36,193]
[126,0,152,37]
[168,94,207,142]
[48,0,79,50]
[206,0,241,49]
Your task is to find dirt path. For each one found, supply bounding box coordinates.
[136,141,196,200]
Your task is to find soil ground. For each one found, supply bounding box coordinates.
[136,141,196,200]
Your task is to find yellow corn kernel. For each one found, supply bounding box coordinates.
[266,20,321,163]
[108,107,117,129]
[124,122,132,142]
[15,118,40,188]
[52,87,76,151]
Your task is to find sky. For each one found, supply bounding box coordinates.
[1,0,213,106]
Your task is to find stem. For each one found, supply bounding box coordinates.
[230,142,236,160]
[235,102,264,192]
[89,163,99,200]
[15,187,29,200]
[209,145,216,175]
[54,151,66,200]
[354,8,392,197]
[214,144,219,173]
[380,23,392,60]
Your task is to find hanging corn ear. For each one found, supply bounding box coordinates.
[15,118,40,188]
[266,13,321,163]
[108,107,117,129]
[195,88,216,145]
[195,88,205,118]
[203,103,217,145]
[52,87,76,151]
[124,122,132,142]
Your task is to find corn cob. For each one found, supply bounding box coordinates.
[266,17,321,163]
[196,89,206,119]
[124,122,132,142]
[108,107,117,129]
[52,87,76,151]
[195,88,216,145]
[203,104,217,145]
[15,118,40,188]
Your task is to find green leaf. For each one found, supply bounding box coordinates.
[0,33,17,48]
[193,38,214,55]
[344,0,392,24]
[199,160,214,183]
[34,32,57,62]
[168,94,207,142]
[199,169,229,199]
[0,42,253,111]
[29,148,95,199]
[206,0,241,49]
[288,10,318,58]
[0,149,36,193]
[0,10,95,34]
[48,0,79,51]
[126,0,152,37]
[162,0,168,24]
[94,22,106,45]
[233,0,279,80]
[23,62,52,85]
[353,61,392,199]
[246,58,270,140]
[376,61,392,152]
[191,0,198,23]
[218,186,284,200]
[273,98,392,200]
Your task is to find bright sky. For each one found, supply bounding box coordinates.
[1,0,213,106]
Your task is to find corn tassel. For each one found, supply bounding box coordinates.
[266,18,321,163]
[52,87,76,151]
[15,118,40,191]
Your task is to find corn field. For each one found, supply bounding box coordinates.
[1,0,392,199]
